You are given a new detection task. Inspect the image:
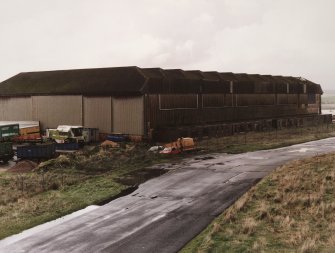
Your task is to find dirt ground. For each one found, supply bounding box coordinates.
[8,160,38,173]
[0,158,38,173]
[0,160,16,173]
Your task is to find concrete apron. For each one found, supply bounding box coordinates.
[1,137,335,253]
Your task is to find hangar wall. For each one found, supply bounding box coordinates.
[32,96,83,129]
[0,97,32,121]
[0,95,144,135]
[83,96,112,133]
[112,97,144,135]
[147,92,320,129]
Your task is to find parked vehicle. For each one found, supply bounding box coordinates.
[16,143,56,159]
[46,126,85,144]
[0,142,14,163]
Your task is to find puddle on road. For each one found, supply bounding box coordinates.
[98,168,168,205]
[194,156,215,161]
[115,168,167,186]
[97,186,139,205]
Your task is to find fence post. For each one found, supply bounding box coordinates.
[21,175,24,195]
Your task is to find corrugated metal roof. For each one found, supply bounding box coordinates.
[0,66,323,96]
[201,71,222,81]
[0,66,147,96]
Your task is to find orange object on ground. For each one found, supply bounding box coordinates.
[101,140,120,148]
[164,137,195,152]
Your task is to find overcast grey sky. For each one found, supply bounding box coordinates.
[0,0,334,90]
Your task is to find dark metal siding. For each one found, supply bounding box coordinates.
[146,91,319,135]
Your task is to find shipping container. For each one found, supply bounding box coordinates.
[0,124,20,140]
[17,143,56,159]
[0,142,14,162]
[83,128,99,143]
[56,143,79,150]
[0,121,42,142]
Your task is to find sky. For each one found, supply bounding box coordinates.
[0,0,334,90]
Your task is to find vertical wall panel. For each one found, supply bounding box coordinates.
[0,99,6,120]
[32,96,82,129]
[83,96,112,133]
[112,96,144,135]
[0,97,32,121]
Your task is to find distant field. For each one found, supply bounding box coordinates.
[322,96,335,105]
[323,90,335,104]
[322,104,335,110]
[322,93,335,115]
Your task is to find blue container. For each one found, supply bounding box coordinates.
[106,135,127,142]
[56,143,79,150]
[17,143,56,159]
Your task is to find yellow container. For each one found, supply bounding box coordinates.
[20,126,40,136]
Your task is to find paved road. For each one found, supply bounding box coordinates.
[1,137,335,253]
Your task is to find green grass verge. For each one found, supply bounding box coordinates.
[197,124,335,154]
[0,175,126,239]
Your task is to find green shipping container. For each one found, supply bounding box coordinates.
[0,124,20,140]
[0,142,14,162]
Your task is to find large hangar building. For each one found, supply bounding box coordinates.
[0,66,328,141]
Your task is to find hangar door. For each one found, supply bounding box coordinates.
[0,97,32,121]
[32,95,82,129]
[112,96,144,135]
[83,96,112,133]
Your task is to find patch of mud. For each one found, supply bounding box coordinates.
[194,156,215,161]
[8,160,38,173]
[98,168,167,205]
[97,186,138,205]
[115,168,167,186]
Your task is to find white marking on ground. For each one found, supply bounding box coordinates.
[151,213,166,222]
[289,148,316,153]
[249,156,267,160]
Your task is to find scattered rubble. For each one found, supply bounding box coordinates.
[9,160,38,173]
[100,140,120,148]
[148,146,164,153]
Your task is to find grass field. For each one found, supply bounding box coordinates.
[1,124,335,240]
[196,124,335,154]
[322,94,335,105]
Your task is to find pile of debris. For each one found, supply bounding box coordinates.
[149,137,195,154]
[9,160,38,173]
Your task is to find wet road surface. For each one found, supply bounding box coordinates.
[1,137,335,253]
